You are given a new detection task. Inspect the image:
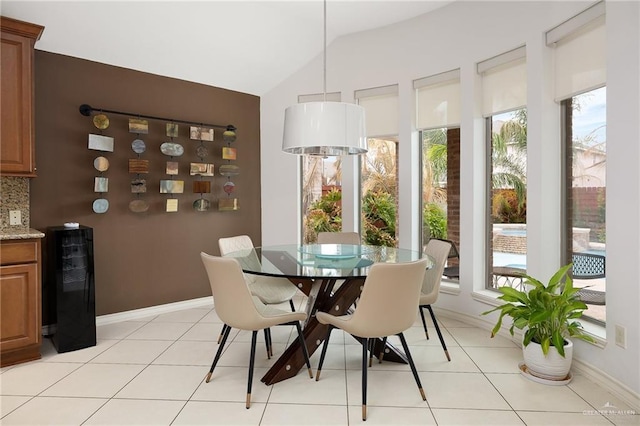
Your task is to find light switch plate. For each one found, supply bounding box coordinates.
[9,210,22,226]
[615,324,627,349]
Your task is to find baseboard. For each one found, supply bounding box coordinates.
[41,324,56,337]
[433,306,640,412]
[95,296,212,326]
[572,358,640,412]
[41,297,213,335]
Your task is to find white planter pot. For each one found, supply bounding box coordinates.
[522,339,573,381]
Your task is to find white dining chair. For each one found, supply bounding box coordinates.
[219,235,299,309]
[419,238,452,361]
[200,253,313,409]
[314,258,430,420]
[218,235,300,356]
[317,231,361,245]
[316,231,362,306]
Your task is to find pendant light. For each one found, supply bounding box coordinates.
[282,0,367,156]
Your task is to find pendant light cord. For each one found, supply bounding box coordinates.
[323,0,327,102]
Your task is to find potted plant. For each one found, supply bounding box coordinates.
[483,263,594,382]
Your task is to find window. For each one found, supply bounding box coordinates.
[478,46,527,290]
[415,69,461,280]
[420,128,460,280]
[355,85,399,247]
[361,137,398,247]
[548,2,606,324]
[301,156,343,243]
[299,92,343,243]
[487,109,528,290]
[562,87,606,324]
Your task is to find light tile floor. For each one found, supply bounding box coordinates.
[1,296,637,425]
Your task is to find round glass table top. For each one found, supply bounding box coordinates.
[223,244,432,279]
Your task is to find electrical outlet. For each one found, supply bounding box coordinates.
[615,324,627,349]
[9,210,21,226]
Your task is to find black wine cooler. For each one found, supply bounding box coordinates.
[46,226,96,352]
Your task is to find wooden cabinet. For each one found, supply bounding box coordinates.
[0,17,44,176]
[0,239,42,366]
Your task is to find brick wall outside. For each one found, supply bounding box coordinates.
[447,128,461,266]
[572,187,606,242]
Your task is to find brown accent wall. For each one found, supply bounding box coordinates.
[31,51,262,321]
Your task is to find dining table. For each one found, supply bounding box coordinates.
[223,243,433,385]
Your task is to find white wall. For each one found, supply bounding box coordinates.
[261,1,640,397]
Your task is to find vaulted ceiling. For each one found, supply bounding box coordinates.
[3,1,452,96]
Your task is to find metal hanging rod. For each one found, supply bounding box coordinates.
[79,104,235,131]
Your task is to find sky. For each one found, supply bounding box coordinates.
[572,86,606,145]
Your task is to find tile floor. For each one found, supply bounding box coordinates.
[1,296,638,425]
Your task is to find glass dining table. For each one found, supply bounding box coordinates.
[223,243,433,385]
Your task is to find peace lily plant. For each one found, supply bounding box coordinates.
[483,263,595,381]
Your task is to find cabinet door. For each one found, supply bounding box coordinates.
[0,263,40,352]
[0,17,42,177]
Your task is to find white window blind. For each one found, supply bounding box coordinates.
[298,92,341,103]
[414,69,460,129]
[546,2,606,101]
[355,84,399,137]
[478,46,527,117]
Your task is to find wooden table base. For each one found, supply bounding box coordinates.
[261,277,407,385]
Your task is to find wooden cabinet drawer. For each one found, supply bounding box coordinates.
[0,240,39,265]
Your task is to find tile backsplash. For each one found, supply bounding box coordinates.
[0,176,30,232]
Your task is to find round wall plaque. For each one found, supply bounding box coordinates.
[223,181,235,195]
[92,198,109,214]
[93,114,110,130]
[193,198,211,211]
[93,156,109,172]
[131,139,146,154]
[196,145,209,158]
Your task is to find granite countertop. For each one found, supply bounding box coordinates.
[0,228,45,240]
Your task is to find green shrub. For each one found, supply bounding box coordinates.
[492,189,526,223]
[304,189,342,243]
[423,203,447,239]
[362,191,396,247]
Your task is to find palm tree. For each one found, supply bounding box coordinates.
[362,139,397,195]
[491,109,527,208]
[422,128,448,205]
[302,156,322,216]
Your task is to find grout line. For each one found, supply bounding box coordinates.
[4,307,629,425]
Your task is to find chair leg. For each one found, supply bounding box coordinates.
[362,338,368,421]
[315,325,333,381]
[427,305,451,362]
[289,299,296,312]
[217,324,228,344]
[418,306,430,340]
[246,330,258,409]
[398,332,426,402]
[295,321,313,378]
[368,338,375,367]
[207,325,231,383]
[378,336,387,363]
[263,328,271,359]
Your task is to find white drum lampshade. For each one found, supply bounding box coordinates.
[282,102,367,156]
